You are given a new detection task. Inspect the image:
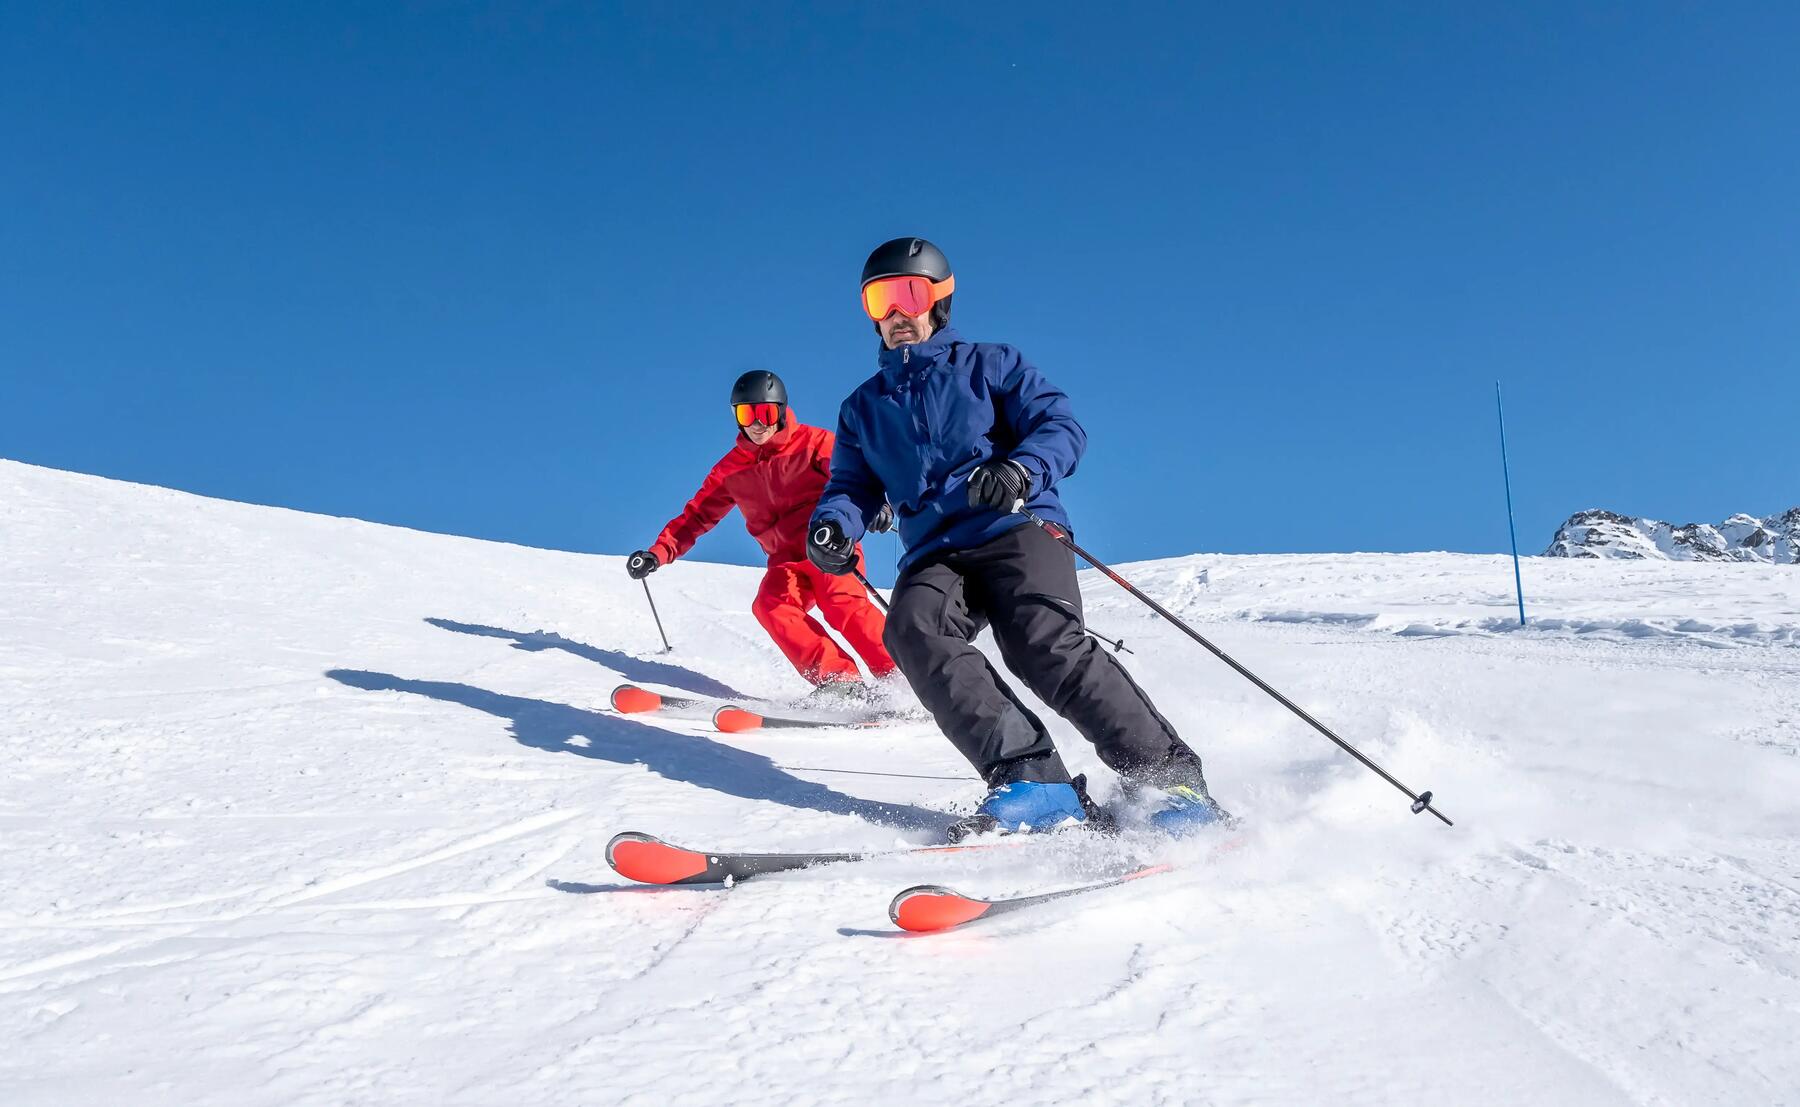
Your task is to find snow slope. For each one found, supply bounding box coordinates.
[3,458,1798,1106]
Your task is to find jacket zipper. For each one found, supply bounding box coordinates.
[902,344,933,488]
[901,345,928,436]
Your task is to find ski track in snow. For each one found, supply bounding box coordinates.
[3,459,1798,1106]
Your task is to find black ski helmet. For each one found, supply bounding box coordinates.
[861,237,951,286]
[730,369,787,415]
[861,237,954,330]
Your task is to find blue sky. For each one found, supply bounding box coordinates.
[4,2,1796,580]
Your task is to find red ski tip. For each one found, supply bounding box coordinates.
[606,832,710,884]
[713,706,764,733]
[611,685,662,714]
[890,886,993,932]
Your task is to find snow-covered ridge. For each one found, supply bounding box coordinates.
[1091,551,1800,650]
[1545,506,1800,563]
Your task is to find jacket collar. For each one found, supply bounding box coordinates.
[877,326,961,381]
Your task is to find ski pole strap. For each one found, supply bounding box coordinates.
[1015,506,1452,827]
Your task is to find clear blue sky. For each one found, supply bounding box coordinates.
[5,2,1795,581]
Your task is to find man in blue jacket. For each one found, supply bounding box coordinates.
[808,237,1228,840]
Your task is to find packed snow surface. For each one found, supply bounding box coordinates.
[3,458,1797,1106]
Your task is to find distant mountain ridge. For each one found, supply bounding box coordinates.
[1545,508,1800,563]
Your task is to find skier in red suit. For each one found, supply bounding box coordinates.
[627,371,897,691]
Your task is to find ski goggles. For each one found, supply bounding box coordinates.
[733,401,784,428]
[860,273,955,320]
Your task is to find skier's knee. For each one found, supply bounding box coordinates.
[994,614,1088,679]
[884,586,933,634]
[815,591,859,620]
[882,598,937,668]
[881,612,921,667]
[752,594,797,630]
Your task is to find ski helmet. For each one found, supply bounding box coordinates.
[861,237,952,286]
[729,370,787,407]
[861,237,954,330]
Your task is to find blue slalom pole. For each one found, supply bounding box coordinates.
[1496,383,1526,626]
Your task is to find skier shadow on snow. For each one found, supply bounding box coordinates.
[543,879,707,896]
[423,618,746,700]
[328,669,946,832]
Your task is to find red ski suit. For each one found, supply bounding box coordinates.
[649,411,896,686]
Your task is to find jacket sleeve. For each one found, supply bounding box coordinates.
[649,457,737,565]
[810,402,883,544]
[992,346,1087,492]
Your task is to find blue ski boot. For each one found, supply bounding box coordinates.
[946,778,1091,842]
[1147,783,1232,837]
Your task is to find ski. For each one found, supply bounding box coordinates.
[605,831,1016,886]
[611,683,896,733]
[610,683,711,713]
[888,864,1175,933]
[710,705,886,733]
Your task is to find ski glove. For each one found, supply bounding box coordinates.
[870,502,896,534]
[807,520,857,576]
[626,550,660,580]
[967,458,1033,513]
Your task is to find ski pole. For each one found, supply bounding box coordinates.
[1014,505,1451,826]
[1089,629,1133,655]
[851,567,890,612]
[640,577,672,653]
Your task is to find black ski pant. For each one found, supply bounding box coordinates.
[883,521,1208,790]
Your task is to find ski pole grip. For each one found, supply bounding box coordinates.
[1410,790,1433,815]
[812,524,835,547]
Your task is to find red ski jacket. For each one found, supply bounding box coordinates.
[650,410,840,568]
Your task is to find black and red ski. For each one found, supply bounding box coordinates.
[709,704,886,733]
[888,827,1249,933]
[605,831,1016,886]
[611,683,891,734]
[888,864,1176,932]
[610,684,710,713]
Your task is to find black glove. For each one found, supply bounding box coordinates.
[626,550,660,580]
[967,458,1033,512]
[869,502,896,534]
[807,520,856,576]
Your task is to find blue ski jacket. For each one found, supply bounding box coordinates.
[811,327,1085,573]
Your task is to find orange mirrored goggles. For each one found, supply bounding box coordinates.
[860,273,955,320]
[733,401,783,428]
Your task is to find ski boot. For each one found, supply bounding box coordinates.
[1147,783,1233,837]
[946,775,1099,843]
[803,679,872,709]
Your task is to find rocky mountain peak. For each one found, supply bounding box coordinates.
[1545,508,1799,563]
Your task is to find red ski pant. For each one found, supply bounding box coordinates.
[753,557,897,686]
